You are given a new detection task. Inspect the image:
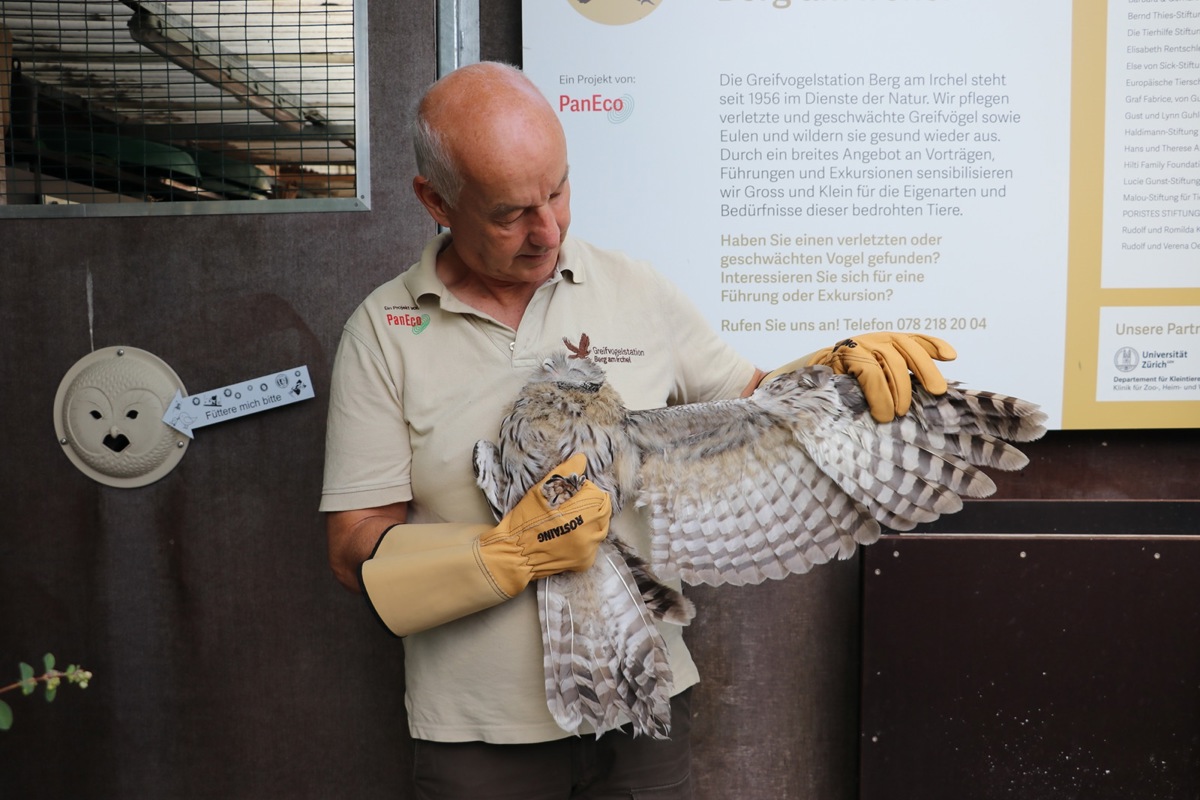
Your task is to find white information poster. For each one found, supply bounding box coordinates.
[523,0,1200,430]
[1102,0,1200,289]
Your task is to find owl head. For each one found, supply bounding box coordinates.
[537,351,607,394]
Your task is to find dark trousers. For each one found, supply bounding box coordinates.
[412,689,694,799]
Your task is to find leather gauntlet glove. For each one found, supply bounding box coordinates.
[476,453,611,596]
[359,454,611,637]
[765,332,957,423]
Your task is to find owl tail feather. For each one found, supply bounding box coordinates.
[611,537,695,625]
[539,541,674,739]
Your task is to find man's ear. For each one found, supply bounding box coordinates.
[413,176,453,227]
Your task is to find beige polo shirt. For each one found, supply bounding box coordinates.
[322,233,756,743]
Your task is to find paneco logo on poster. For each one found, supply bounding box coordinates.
[558,92,635,124]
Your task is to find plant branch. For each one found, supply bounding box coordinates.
[0,654,93,731]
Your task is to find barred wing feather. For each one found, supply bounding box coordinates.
[630,366,1047,588]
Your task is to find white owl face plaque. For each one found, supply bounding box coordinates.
[53,346,189,488]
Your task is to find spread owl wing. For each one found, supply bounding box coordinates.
[628,365,1047,587]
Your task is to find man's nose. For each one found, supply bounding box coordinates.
[527,204,561,247]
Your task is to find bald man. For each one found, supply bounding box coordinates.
[321,61,952,799]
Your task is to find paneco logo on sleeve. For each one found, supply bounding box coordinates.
[558,93,636,124]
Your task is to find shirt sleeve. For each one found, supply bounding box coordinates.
[651,269,757,405]
[319,312,414,512]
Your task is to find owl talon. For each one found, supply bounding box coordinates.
[542,473,585,508]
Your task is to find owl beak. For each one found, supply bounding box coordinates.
[104,427,131,453]
[556,381,601,394]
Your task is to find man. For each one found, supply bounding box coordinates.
[322,61,953,799]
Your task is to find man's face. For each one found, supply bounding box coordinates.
[437,112,573,288]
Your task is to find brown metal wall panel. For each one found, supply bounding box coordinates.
[0,2,435,798]
[688,561,862,800]
[861,533,1200,800]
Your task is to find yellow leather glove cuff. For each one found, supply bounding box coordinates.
[359,521,497,637]
[358,454,611,637]
[807,332,956,422]
[478,453,612,596]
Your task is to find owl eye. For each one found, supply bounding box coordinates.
[126,409,139,419]
[90,410,103,419]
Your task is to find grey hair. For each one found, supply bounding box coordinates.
[413,113,464,208]
[412,62,534,209]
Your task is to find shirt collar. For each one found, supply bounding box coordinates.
[402,232,453,304]
[556,235,586,284]
[402,232,585,307]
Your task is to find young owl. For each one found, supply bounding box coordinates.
[472,351,1046,739]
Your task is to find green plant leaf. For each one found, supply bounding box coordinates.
[18,663,35,696]
[45,686,57,703]
[43,653,56,673]
[0,698,12,731]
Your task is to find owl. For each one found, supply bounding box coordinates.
[472,350,1046,739]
